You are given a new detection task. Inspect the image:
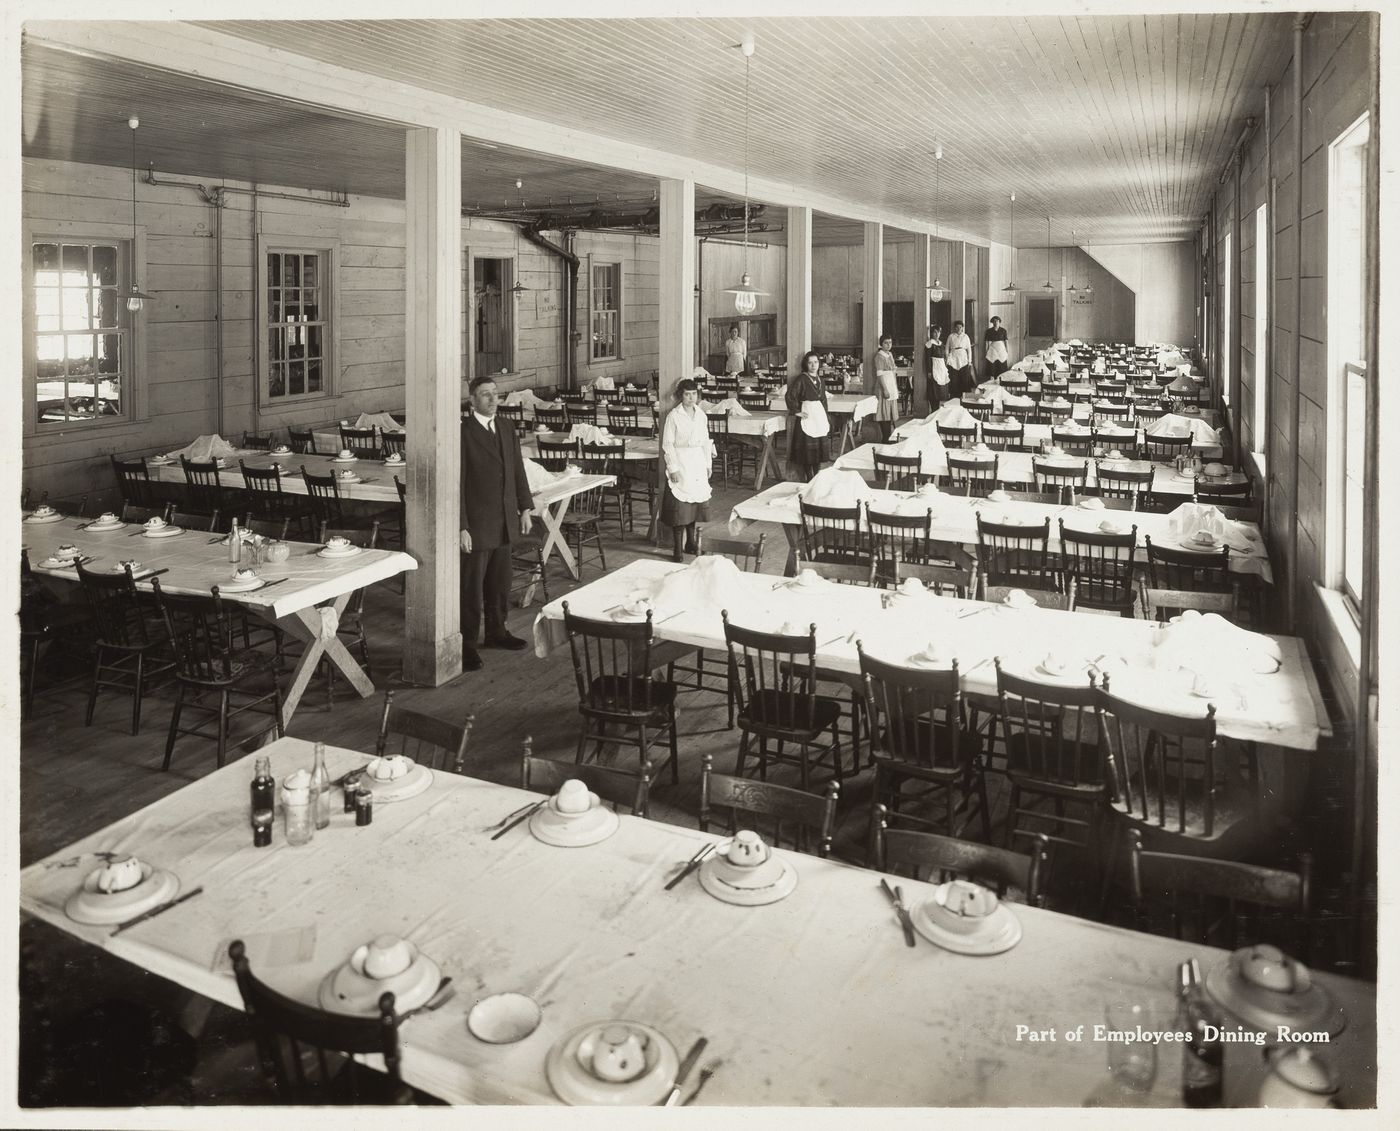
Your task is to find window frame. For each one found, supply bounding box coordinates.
[255,233,340,413]
[588,257,623,365]
[23,220,149,437]
[1219,229,1232,409]
[1252,203,1268,455]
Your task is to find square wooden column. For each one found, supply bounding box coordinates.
[786,205,813,368]
[951,240,968,334]
[913,234,932,416]
[651,178,696,531]
[861,222,884,391]
[402,125,463,686]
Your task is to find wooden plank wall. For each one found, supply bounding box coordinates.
[1002,248,1136,348]
[696,240,787,363]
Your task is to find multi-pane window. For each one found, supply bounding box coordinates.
[1253,204,1268,453]
[266,250,327,400]
[31,240,126,423]
[591,262,620,362]
[1220,231,1232,408]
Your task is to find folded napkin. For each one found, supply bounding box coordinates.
[1002,393,1033,408]
[167,434,238,462]
[1166,501,1227,542]
[653,554,754,617]
[1153,610,1283,681]
[569,423,613,446]
[353,411,403,434]
[932,403,977,429]
[504,389,543,408]
[1041,396,1071,410]
[712,397,752,417]
[523,458,555,492]
[799,467,875,509]
[593,375,616,391]
[1144,414,1191,439]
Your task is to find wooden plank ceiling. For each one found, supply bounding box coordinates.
[28,14,1293,246]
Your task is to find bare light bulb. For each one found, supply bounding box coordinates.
[740,33,756,57]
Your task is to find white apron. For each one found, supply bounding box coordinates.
[662,406,715,504]
[800,399,830,438]
[930,357,950,386]
[986,340,1010,364]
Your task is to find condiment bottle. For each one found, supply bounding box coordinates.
[310,742,331,830]
[228,518,241,564]
[1178,958,1224,1107]
[250,755,274,847]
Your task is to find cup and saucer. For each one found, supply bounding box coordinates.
[545,1020,680,1106]
[64,854,180,925]
[86,511,125,531]
[142,516,183,538]
[611,595,653,623]
[109,559,149,577]
[331,449,358,464]
[698,830,798,906]
[1098,518,1126,534]
[318,934,442,1017]
[220,567,266,593]
[24,505,64,524]
[358,754,433,803]
[40,544,84,569]
[271,444,293,456]
[319,536,362,558]
[384,452,405,466]
[1034,652,1083,682]
[529,779,620,847]
[1183,529,1221,552]
[910,878,1023,956]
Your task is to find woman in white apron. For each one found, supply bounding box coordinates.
[984,316,1010,378]
[924,326,949,406]
[872,334,900,441]
[785,350,830,481]
[723,324,747,376]
[661,378,717,561]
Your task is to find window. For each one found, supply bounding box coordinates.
[1220,231,1232,407]
[1326,114,1370,608]
[590,261,621,362]
[1253,204,1268,453]
[30,239,128,425]
[257,236,338,407]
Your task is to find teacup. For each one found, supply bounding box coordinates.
[55,544,80,559]
[929,879,1001,935]
[1099,519,1122,534]
[337,469,356,479]
[1193,530,1219,547]
[1107,449,1124,459]
[32,504,55,517]
[554,779,599,815]
[725,829,771,868]
[96,511,119,525]
[94,854,144,894]
[588,1024,650,1084]
[144,515,167,529]
[272,444,292,454]
[118,559,142,573]
[233,567,258,582]
[359,934,415,980]
[338,448,354,460]
[326,536,352,551]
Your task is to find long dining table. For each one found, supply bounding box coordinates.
[22,513,416,726]
[19,735,1368,1106]
[728,481,1273,584]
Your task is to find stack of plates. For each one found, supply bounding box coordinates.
[65,859,180,925]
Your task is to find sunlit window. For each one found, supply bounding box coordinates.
[266,250,327,401]
[31,241,126,423]
[1253,204,1268,452]
[591,261,621,362]
[1220,231,1232,408]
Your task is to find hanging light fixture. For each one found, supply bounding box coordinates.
[124,117,154,313]
[1083,232,1094,295]
[1001,192,1019,293]
[1042,214,1055,292]
[927,142,945,304]
[723,33,766,315]
[1067,229,1078,295]
[511,226,528,294]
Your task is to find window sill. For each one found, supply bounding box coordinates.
[24,415,152,449]
[257,395,342,416]
[1248,449,1267,482]
[1313,583,1361,720]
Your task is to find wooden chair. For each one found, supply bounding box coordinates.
[1000,490,1064,506]
[1128,829,1313,958]
[935,423,977,448]
[945,452,1000,497]
[522,736,652,817]
[1194,479,1254,507]
[180,456,228,516]
[699,753,839,857]
[894,554,976,599]
[562,602,679,785]
[1091,402,1132,429]
[302,466,346,529]
[705,411,739,486]
[534,436,577,472]
[1049,427,1094,457]
[315,522,379,708]
[738,390,768,410]
[228,940,411,1105]
[241,460,315,538]
[19,550,92,718]
[1059,521,1139,617]
[606,404,641,436]
[980,421,1025,451]
[1095,465,1153,508]
[1033,457,1089,501]
[1134,403,1168,426]
[534,405,567,431]
[579,440,633,537]
[873,451,924,491]
[338,426,379,459]
[1141,433,1193,462]
[496,403,524,427]
[980,584,1068,610]
[111,455,158,508]
[375,689,473,775]
[723,612,853,790]
[240,516,290,541]
[379,431,406,459]
[976,513,1054,590]
[76,562,175,735]
[794,557,877,586]
[152,579,282,771]
[167,508,220,533]
[798,500,868,565]
[120,502,167,525]
[509,509,550,609]
[866,505,947,586]
[559,487,608,577]
[859,644,990,863]
[241,431,276,451]
[669,533,766,728]
[288,427,318,455]
[876,812,1051,907]
[1143,537,1236,621]
[565,402,598,428]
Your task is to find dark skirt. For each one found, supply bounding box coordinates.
[788,429,829,469]
[660,486,709,528]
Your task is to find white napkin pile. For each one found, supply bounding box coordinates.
[1147,414,1219,444]
[799,467,875,509]
[167,434,238,462]
[1002,392,1034,408]
[712,397,752,417]
[569,424,614,446]
[931,403,977,429]
[1166,501,1227,542]
[504,390,545,409]
[1152,609,1282,679]
[592,375,616,391]
[522,458,556,492]
[353,411,403,434]
[653,554,753,618]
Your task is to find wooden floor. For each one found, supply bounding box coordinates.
[18,448,1369,1105]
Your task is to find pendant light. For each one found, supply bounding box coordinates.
[723,33,766,315]
[511,225,529,294]
[1083,232,1094,295]
[1001,192,1019,293]
[1067,229,1079,295]
[1042,214,1055,292]
[124,117,154,313]
[927,143,945,304]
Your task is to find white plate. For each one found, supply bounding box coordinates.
[318,545,364,559]
[1173,538,1223,554]
[218,576,267,593]
[529,802,620,848]
[468,993,542,1044]
[147,455,174,464]
[357,762,433,803]
[85,519,125,532]
[698,854,798,906]
[1034,662,1091,683]
[331,455,358,463]
[911,896,1023,956]
[545,1022,678,1106]
[64,865,180,926]
[24,512,65,524]
[318,951,441,1017]
[142,526,184,539]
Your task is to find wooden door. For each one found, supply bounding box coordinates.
[1024,295,1058,356]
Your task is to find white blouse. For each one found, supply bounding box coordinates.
[661,404,717,504]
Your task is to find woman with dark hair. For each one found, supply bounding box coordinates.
[723,323,747,376]
[985,316,1010,378]
[785,350,830,481]
[924,325,948,405]
[660,377,716,561]
[872,333,899,441]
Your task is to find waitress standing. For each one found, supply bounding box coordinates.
[661,378,717,562]
[872,334,899,441]
[723,324,747,376]
[785,350,830,481]
[985,316,1010,378]
[924,326,949,405]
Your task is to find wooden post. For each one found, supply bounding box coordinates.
[402,125,463,686]
[913,233,932,416]
[950,241,967,339]
[861,222,883,392]
[653,178,695,539]
[786,205,812,369]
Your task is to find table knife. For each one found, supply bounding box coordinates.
[663,1037,708,1106]
[110,886,204,937]
[879,878,917,947]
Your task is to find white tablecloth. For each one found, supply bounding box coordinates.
[18,737,1370,1105]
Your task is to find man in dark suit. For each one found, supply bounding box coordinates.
[460,374,534,671]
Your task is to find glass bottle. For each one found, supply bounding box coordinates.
[1179,958,1224,1107]
[250,755,274,847]
[310,742,331,830]
[228,518,242,563]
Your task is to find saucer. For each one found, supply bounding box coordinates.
[218,575,267,593]
[108,563,152,576]
[39,556,81,569]
[906,653,952,670]
[147,455,174,464]
[698,852,798,906]
[65,864,180,925]
[356,761,433,803]
[318,949,441,1017]
[86,518,125,531]
[529,801,620,847]
[142,525,183,539]
[318,544,363,558]
[545,1021,678,1106]
[24,511,65,524]
[331,455,358,464]
[334,473,362,483]
[911,888,1023,955]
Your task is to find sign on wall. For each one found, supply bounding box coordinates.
[535,291,560,319]
[1071,290,1095,306]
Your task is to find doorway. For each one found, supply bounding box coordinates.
[1024,295,1058,356]
[472,256,514,377]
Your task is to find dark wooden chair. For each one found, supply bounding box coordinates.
[112,455,158,508]
[496,402,525,427]
[980,420,1025,451]
[241,431,276,451]
[1194,479,1254,507]
[565,402,598,428]
[605,404,641,436]
[167,508,220,533]
[1033,457,1089,501]
[1128,829,1313,959]
[380,431,406,459]
[241,460,315,538]
[935,423,977,448]
[1096,465,1153,507]
[866,505,934,582]
[120,502,167,525]
[699,753,839,858]
[228,940,411,1105]
[375,689,473,775]
[534,405,567,431]
[876,812,1051,907]
[288,427,318,455]
[893,554,977,599]
[534,436,577,472]
[180,456,229,516]
[705,411,739,486]
[76,562,175,735]
[1049,427,1094,458]
[798,499,868,566]
[945,452,1000,497]
[559,487,608,577]
[723,612,853,790]
[338,426,379,459]
[20,549,92,718]
[980,583,1068,609]
[872,451,925,491]
[1141,432,1193,462]
[795,558,876,586]
[859,644,990,863]
[1058,520,1138,617]
[578,440,633,537]
[1144,537,1236,621]
[152,579,282,771]
[562,602,679,785]
[976,513,1054,590]
[521,735,652,817]
[302,466,346,529]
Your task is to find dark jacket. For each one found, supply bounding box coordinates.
[461,413,533,551]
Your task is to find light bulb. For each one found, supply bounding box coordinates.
[733,289,757,315]
[740,33,756,57]
[126,293,144,313]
